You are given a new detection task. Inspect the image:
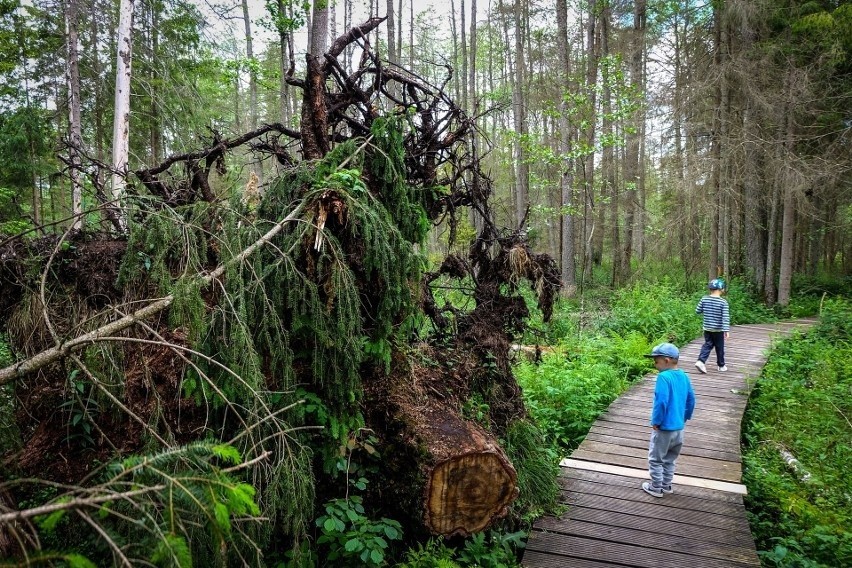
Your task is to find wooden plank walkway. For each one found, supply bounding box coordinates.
[522,319,818,568]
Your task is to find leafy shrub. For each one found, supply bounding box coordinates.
[724,276,776,324]
[315,493,403,567]
[597,279,698,344]
[742,299,852,567]
[397,539,461,568]
[457,530,525,568]
[515,333,647,450]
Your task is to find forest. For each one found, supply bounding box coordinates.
[0,0,850,566]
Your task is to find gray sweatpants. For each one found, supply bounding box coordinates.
[648,428,684,488]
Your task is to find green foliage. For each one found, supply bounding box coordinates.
[597,279,698,344]
[456,531,525,568]
[0,333,18,454]
[315,492,403,567]
[723,277,777,324]
[397,539,461,568]
[0,106,55,222]
[396,531,524,568]
[22,441,266,566]
[515,333,640,449]
[742,299,852,567]
[501,420,560,521]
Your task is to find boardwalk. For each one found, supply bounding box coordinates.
[522,319,817,568]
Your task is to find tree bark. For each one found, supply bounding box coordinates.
[581,1,599,285]
[65,0,83,229]
[777,73,797,306]
[556,0,575,296]
[511,0,529,229]
[111,0,135,230]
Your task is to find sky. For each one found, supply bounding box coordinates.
[205,0,454,59]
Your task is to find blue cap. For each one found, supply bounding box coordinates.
[708,278,725,290]
[646,343,679,359]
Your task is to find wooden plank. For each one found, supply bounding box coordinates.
[532,519,760,565]
[521,548,621,568]
[558,477,745,518]
[561,492,754,533]
[575,440,741,476]
[560,459,748,494]
[558,467,744,503]
[583,432,741,462]
[525,532,758,568]
[538,505,756,548]
[569,449,741,482]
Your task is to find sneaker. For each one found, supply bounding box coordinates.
[642,481,663,498]
[662,485,674,494]
[695,360,707,374]
[718,365,728,372]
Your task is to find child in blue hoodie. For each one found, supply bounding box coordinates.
[642,343,696,498]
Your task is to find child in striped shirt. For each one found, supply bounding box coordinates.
[694,279,730,373]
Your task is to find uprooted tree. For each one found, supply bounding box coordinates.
[0,18,559,565]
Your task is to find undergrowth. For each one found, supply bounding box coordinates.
[742,299,852,567]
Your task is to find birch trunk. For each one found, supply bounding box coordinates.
[111,0,135,230]
[65,0,83,229]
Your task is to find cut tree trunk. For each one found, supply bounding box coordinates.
[416,404,518,536]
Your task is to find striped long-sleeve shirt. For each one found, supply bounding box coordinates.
[696,295,730,332]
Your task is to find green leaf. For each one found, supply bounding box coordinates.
[210,443,242,465]
[214,502,230,533]
[37,504,68,532]
[383,525,399,539]
[323,517,337,532]
[150,533,193,567]
[344,538,363,552]
[370,548,383,564]
[64,554,97,568]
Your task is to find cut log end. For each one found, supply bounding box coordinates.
[424,450,519,537]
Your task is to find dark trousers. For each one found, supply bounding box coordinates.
[698,331,725,366]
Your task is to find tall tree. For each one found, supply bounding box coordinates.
[65,0,83,228]
[555,0,575,295]
[511,0,529,229]
[111,0,135,228]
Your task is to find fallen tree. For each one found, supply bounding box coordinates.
[0,18,559,562]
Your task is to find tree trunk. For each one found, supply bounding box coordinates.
[278,0,293,121]
[581,1,599,285]
[460,0,467,112]
[511,0,529,229]
[409,401,518,536]
[708,3,723,280]
[111,0,135,230]
[386,0,396,63]
[743,103,766,293]
[777,74,797,306]
[556,0,575,296]
[622,0,645,281]
[149,1,162,164]
[65,0,83,229]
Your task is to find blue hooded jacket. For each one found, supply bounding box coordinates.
[651,368,696,430]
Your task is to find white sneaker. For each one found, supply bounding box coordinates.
[695,360,707,374]
[662,485,674,494]
[718,365,728,372]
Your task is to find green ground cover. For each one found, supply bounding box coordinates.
[742,299,852,567]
